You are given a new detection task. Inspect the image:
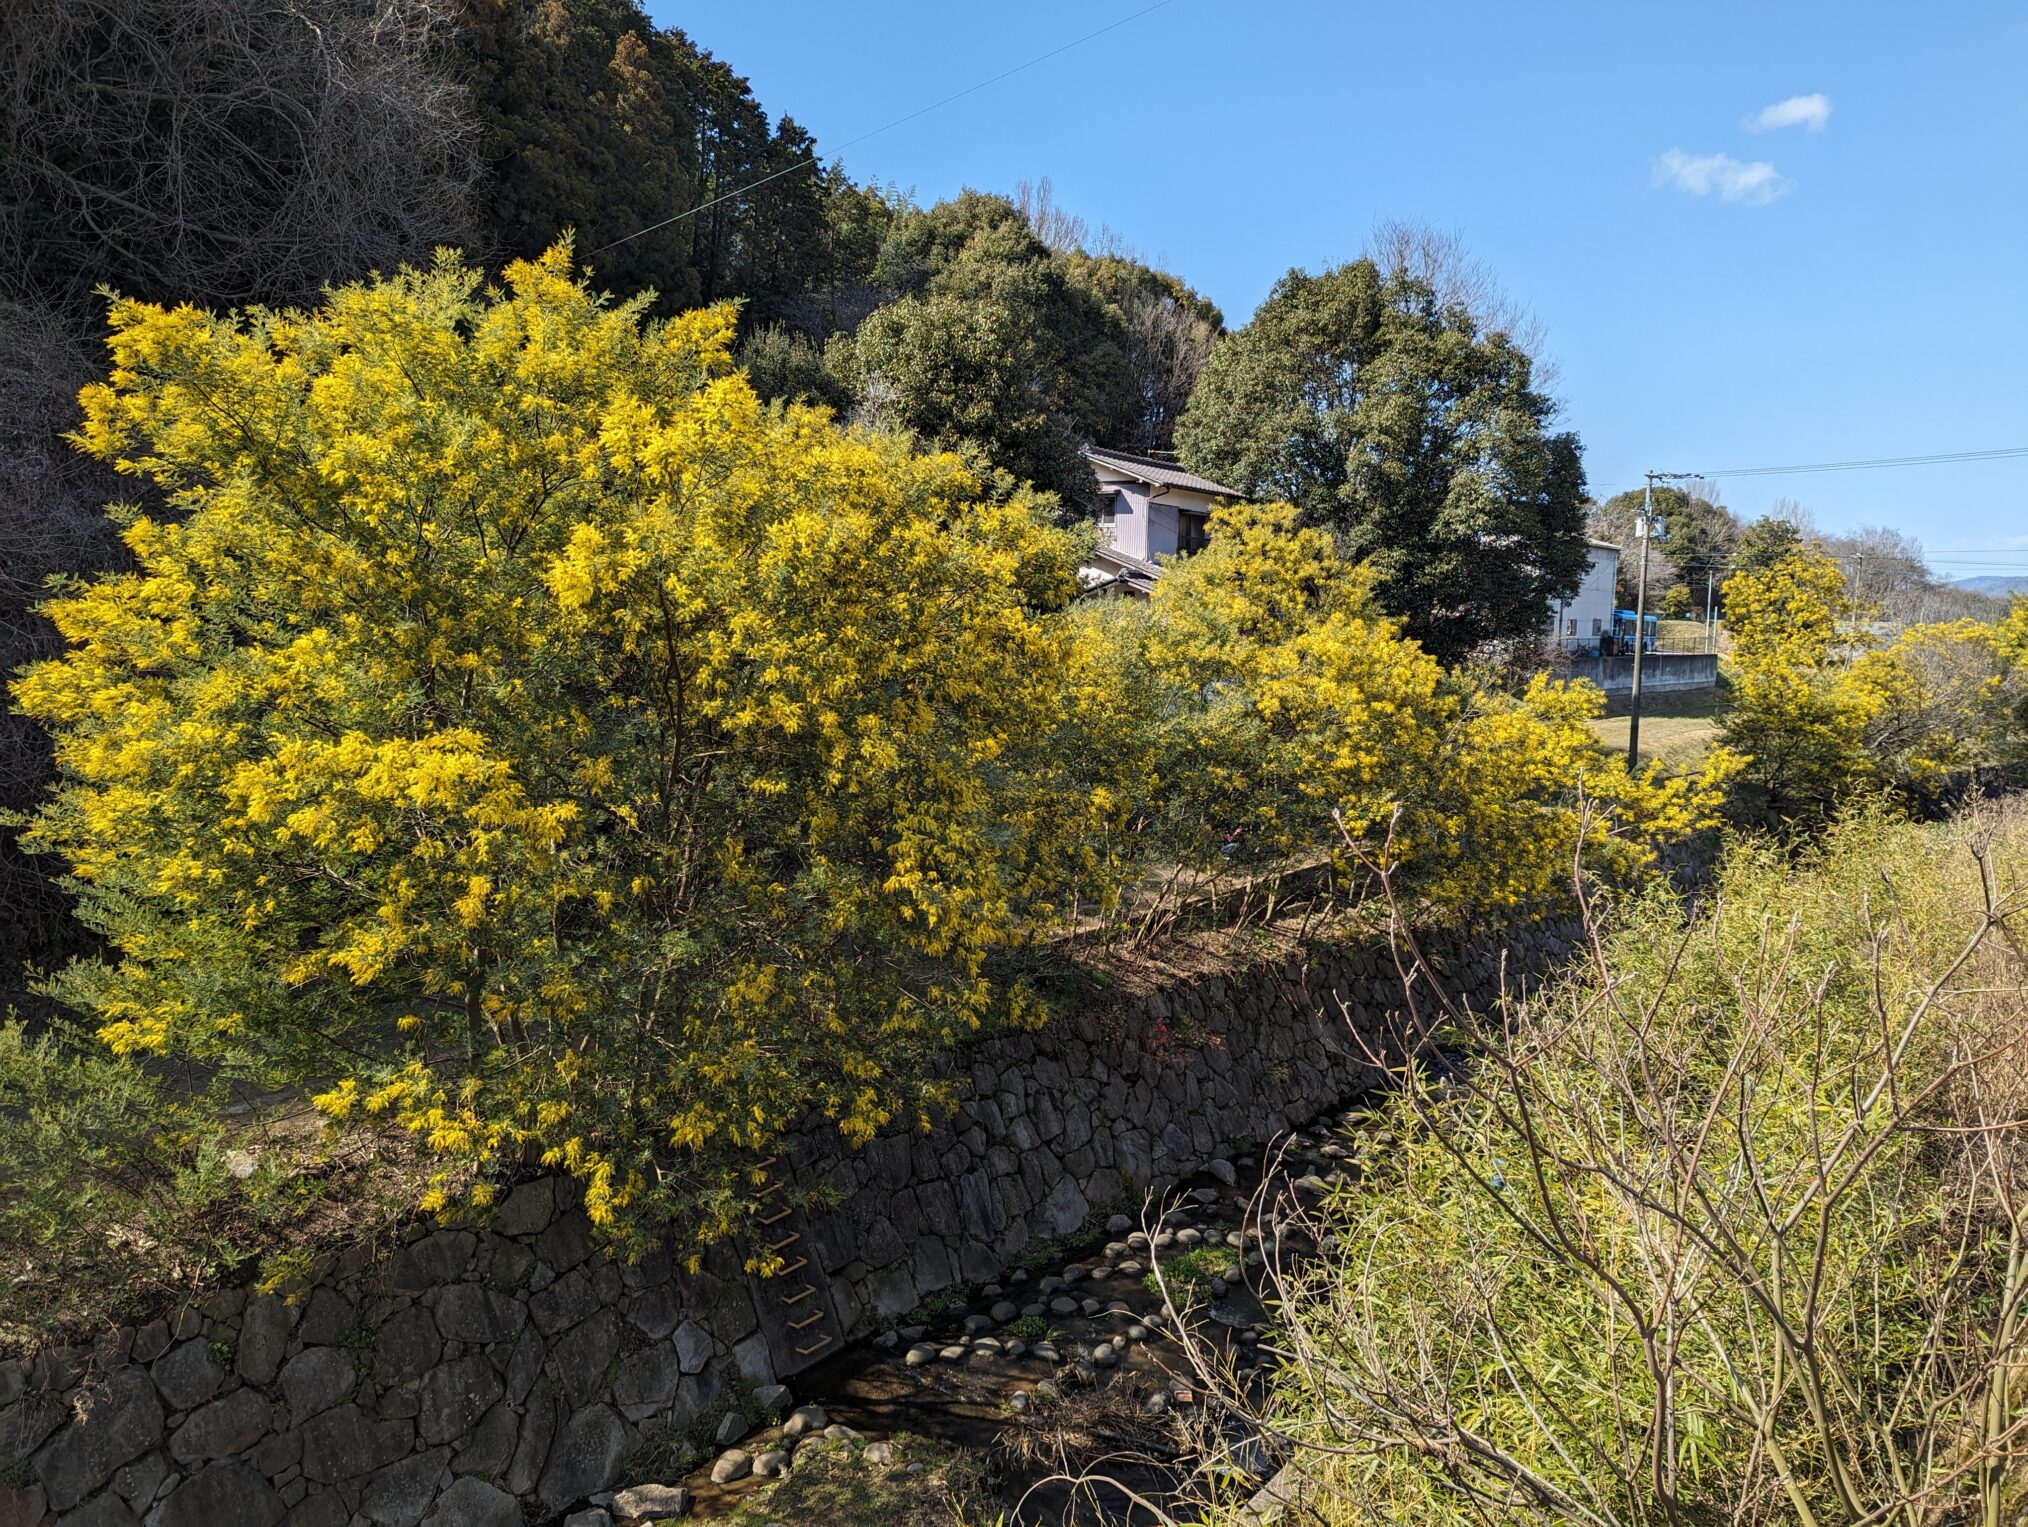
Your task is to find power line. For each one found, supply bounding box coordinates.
[1699,445,2028,478]
[1594,444,2028,497]
[590,0,1184,256]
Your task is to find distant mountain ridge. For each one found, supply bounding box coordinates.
[1952,574,2028,596]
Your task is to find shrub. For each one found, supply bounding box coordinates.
[15,245,1122,1251]
[1183,803,2028,1524]
[1086,502,1739,910]
[1722,551,2027,819]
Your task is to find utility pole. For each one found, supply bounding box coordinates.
[1627,481,1653,768]
[1627,470,1694,769]
[1704,567,1716,653]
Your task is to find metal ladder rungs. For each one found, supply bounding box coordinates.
[787,1309,825,1332]
[766,1231,801,1255]
[777,1256,809,1277]
[794,1333,835,1356]
[779,1284,818,1307]
[756,1206,793,1228]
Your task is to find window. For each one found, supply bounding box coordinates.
[1591,617,1603,635]
[1564,618,1577,636]
[1178,511,1210,555]
[1096,490,1117,523]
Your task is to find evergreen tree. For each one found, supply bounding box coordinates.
[1176,259,1588,662]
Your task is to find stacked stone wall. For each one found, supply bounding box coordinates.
[0,917,1577,1526]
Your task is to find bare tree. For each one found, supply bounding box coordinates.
[0,0,479,310]
[1142,804,2028,1525]
[1366,216,1556,388]
[1014,175,1132,258]
[0,0,480,995]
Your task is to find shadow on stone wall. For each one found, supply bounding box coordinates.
[0,916,1579,1526]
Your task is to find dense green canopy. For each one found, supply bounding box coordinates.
[1175,259,1589,662]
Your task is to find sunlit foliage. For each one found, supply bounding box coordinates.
[16,245,1118,1246]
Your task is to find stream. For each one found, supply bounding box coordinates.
[658,1102,1383,1525]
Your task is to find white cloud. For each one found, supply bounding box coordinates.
[1652,149,1791,205]
[1746,93,1832,133]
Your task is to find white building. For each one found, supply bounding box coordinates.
[1078,445,1246,597]
[1548,540,1621,652]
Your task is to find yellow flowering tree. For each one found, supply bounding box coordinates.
[15,247,1119,1244]
[1723,553,2026,818]
[1720,548,1879,817]
[1099,503,1737,909]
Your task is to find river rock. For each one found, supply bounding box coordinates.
[612,1482,689,1519]
[903,1345,936,1367]
[781,1405,826,1438]
[709,1448,751,1484]
[752,1448,789,1479]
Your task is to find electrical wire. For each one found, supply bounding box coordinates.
[589,0,1184,255]
[1698,445,2028,478]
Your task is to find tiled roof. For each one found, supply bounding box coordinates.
[1079,545,1163,598]
[1083,445,1246,501]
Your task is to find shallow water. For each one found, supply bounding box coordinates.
[671,1110,1373,1525]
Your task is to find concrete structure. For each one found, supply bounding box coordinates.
[1563,651,1719,696]
[1548,541,1620,653]
[1079,446,1245,597]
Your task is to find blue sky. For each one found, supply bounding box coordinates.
[659,1,2028,579]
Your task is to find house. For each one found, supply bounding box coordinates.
[1078,445,1247,597]
[1547,540,1620,653]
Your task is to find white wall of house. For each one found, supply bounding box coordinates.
[1096,476,1220,561]
[1548,543,1620,651]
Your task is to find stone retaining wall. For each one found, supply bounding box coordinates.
[0,918,1577,1527]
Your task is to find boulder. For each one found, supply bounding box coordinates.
[612,1347,681,1420]
[612,1482,689,1519]
[433,1285,526,1345]
[417,1357,503,1446]
[359,1446,450,1524]
[424,1474,521,1527]
[299,1403,414,1485]
[0,1486,44,1527]
[32,1369,163,1512]
[780,1405,826,1438]
[536,1405,627,1511]
[489,1179,556,1239]
[169,1388,271,1465]
[374,1304,443,1385]
[280,1346,356,1423]
[236,1295,293,1385]
[150,1341,223,1412]
[707,1449,750,1485]
[153,1463,285,1527]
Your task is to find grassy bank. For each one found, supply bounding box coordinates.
[1585,682,1728,767]
[1196,800,2028,1524]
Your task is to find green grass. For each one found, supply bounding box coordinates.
[1003,1314,1050,1341]
[1586,683,1728,768]
[726,1433,993,1527]
[1143,1245,1240,1299]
